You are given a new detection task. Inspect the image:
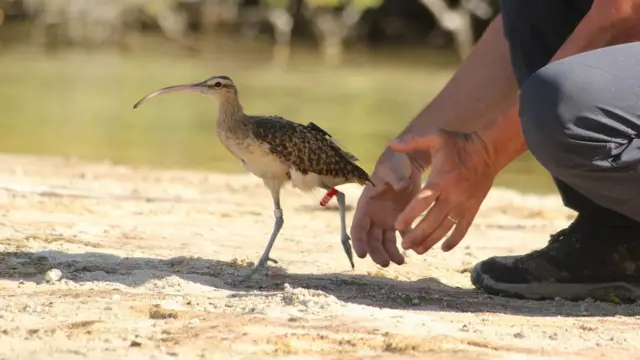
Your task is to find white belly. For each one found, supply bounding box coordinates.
[289,169,323,192]
[242,153,289,180]
[225,140,289,181]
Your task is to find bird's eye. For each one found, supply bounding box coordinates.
[213,82,222,88]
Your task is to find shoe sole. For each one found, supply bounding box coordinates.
[471,266,640,303]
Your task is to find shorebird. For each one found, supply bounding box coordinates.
[133,75,373,282]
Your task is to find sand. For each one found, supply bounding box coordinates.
[0,153,638,360]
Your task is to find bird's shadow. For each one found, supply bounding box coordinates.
[1,248,638,318]
[295,203,354,213]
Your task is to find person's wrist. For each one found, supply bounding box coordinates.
[477,112,527,172]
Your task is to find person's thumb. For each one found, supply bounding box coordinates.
[388,132,443,153]
[368,151,413,197]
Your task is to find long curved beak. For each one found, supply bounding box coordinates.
[133,81,206,109]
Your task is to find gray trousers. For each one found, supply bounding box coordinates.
[520,42,640,225]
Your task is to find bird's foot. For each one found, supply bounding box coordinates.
[237,256,278,284]
[341,234,355,270]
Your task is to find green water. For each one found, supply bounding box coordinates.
[0,37,556,194]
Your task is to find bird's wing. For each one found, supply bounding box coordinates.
[304,121,358,162]
[249,116,371,184]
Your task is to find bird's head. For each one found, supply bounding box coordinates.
[133,75,238,109]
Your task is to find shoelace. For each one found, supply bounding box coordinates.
[547,226,579,245]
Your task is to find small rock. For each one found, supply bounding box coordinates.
[130,340,142,347]
[163,348,179,357]
[44,269,62,283]
[513,331,525,339]
[112,295,121,301]
[189,318,200,324]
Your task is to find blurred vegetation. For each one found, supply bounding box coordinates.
[0,0,500,61]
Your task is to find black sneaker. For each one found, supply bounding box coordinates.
[470,215,640,303]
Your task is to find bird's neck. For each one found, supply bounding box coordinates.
[217,97,244,124]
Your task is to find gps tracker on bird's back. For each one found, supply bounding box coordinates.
[306,122,332,138]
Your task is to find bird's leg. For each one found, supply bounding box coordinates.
[239,180,284,282]
[336,190,355,270]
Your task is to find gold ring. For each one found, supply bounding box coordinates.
[446,215,458,224]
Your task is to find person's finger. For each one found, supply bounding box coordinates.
[349,203,371,259]
[414,224,455,254]
[366,227,390,267]
[441,204,480,252]
[388,133,443,153]
[382,229,404,265]
[400,197,452,250]
[414,213,457,254]
[395,187,439,234]
[397,225,413,246]
[398,226,412,239]
[412,208,455,255]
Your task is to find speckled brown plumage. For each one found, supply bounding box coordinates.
[248,115,372,187]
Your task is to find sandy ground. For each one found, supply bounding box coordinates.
[0,154,638,360]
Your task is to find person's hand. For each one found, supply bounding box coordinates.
[389,130,499,254]
[350,149,430,267]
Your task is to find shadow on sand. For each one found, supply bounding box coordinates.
[1,248,639,318]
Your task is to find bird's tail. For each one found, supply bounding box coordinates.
[351,163,375,187]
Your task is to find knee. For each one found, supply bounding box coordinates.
[518,61,582,173]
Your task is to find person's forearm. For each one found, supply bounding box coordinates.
[477,96,525,172]
[401,15,517,135]
[373,15,517,172]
